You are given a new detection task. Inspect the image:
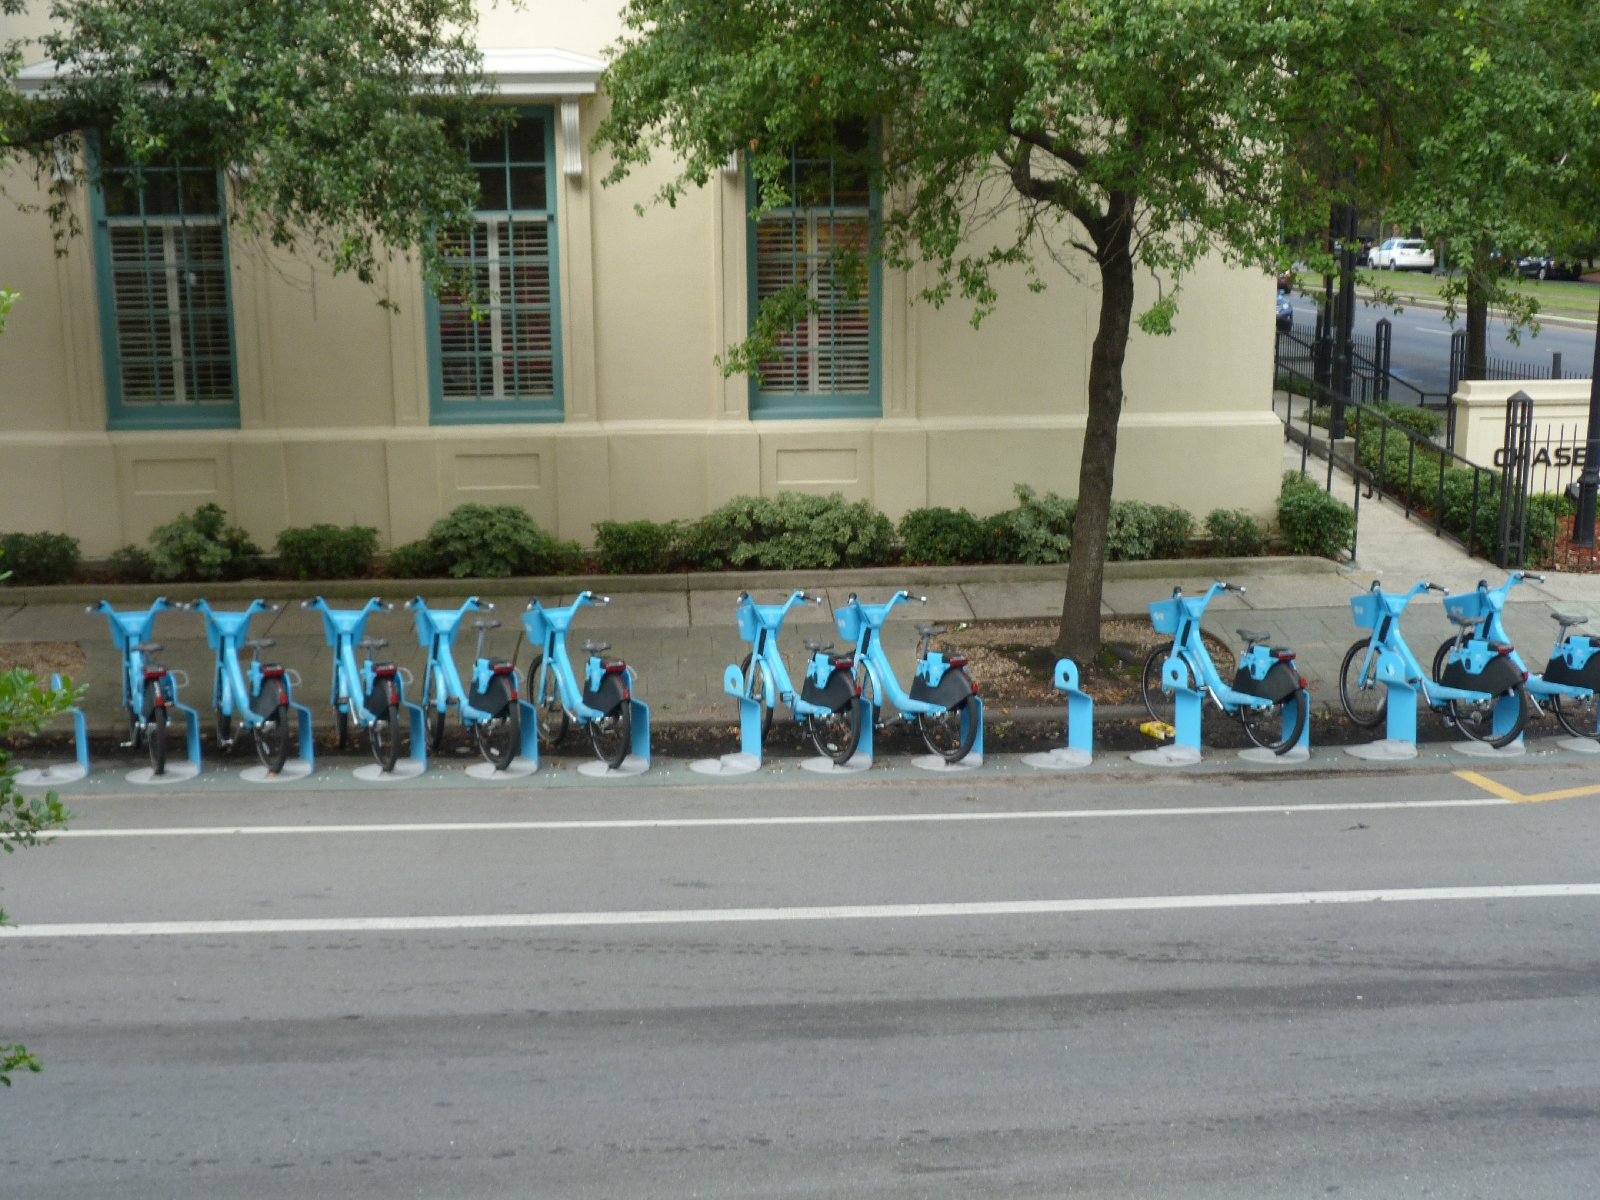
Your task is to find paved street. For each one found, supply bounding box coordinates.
[3,767,1599,1198]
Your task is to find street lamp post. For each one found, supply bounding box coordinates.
[1575,291,1600,547]
[1329,201,1358,441]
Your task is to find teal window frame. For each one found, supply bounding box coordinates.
[425,105,564,425]
[88,138,241,431]
[746,126,881,420]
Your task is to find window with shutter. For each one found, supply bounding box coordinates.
[427,108,563,424]
[748,122,880,419]
[90,146,239,430]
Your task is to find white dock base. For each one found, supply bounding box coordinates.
[911,753,983,772]
[1344,739,1418,761]
[126,760,201,785]
[15,763,89,787]
[1129,745,1202,767]
[1450,738,1526,758]
[353,757,426,782]
[577,754,650,778]
[799,754,871,775]
[1238,745,1311,764]
[1556,736,1600,754]
[240,758,313,784]
[1021,748,1093,771]
[465,756,538,780]
[688,753,762,777]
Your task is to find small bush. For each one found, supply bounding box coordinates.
[425,504,579,578]
[595,519,679,574]
[1278,472,1356,558]
[899,507,991,565]
[387,539,441,579]
[148,504,262,582]
[1147,505,1196,559]
[981,510,1021,563]
[108,544,155,583]
[1205,508,1267,557]
[1099,501,1195,562]
[1007,485,1076,564]
[0,532,81,586]
[679,492,894,571]
[276,524,380,581]
[1309,400,1443,441]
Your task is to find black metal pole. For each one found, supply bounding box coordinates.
[1575,291,1600,547]
[1330,200,1357,440]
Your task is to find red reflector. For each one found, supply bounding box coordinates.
[1299,677,1308,688]
[1522,670,1529,681]
[947,655,969,668]
[1274,649,1296,661]
[373,666,397,677]
[604,661,628,674]
[493,664,515,675]
[261,666,286,678]
[142,668,166,680]
[971,683,980,696]
[1497,646,1514,656]
[831,657,854,670]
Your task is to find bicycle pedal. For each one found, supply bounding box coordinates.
[118,739,136,749]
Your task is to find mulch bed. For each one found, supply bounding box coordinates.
[1549,513,1600,572]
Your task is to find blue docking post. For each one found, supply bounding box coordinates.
[856,698,875,764]
[518,699,540,768]
[629,697,651,768]
[1492,692,1523,742]
[961,696,984,762]
[1053,659,1094,758]
[1376,648,1418,745]
[51,673,90,777]
[1164,657,1203,754]
[724,663,764,763]
[289,699,315,769]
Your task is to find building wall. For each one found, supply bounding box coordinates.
[0,3,1282,556]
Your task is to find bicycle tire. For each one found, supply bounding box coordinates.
[740,652,776,743]
[472,675,520,770]
[1431,637,1458,684]
[1240,687,1309,754]
[1552,690,1600,739]
[253,679,291,773]
[807,695,862,765]
[216,708,234,750]
[368,679,400,772]
[1338,638,1388,728]
[335,705,351,751]
[147,705,168,775]
[1140,643,1177,727]
[1451,682,1528,748]
[427,706,446,753]
[524,654,570,748]
[917,684,978,763]
[587,699,632,769]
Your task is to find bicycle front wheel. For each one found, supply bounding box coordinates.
[1140,643,1177,727]
[1240,688,1309,754]
[335,705,352,751]
[588,700,633,769]
[524,654,570,748]
[917,689,978,763]
[1339,638,1388,728]
[368,680,401,772]
[740,652,776,743]
[146,706,168,775]
[1451,683,1528,748]
[253,685,291,773]
[472,676,520,770]
[1553,689,1600,739]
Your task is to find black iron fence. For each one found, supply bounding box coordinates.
[1448,328,1592,395]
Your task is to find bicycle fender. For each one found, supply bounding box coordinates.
[251,677,286,718]
[800,667,856,713]
[909,667,973,709]
[581,672,628,717]
[1544,650,1600,691]
[1230,661,1299,703]
[1441,655,1522,695]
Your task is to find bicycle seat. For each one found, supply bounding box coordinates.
[131,641,163,653]
[804,639,834,653]
[244,638,276,650]
[471,619,502,631]
[1553,611,1590,628]
[914,624,948,637]
[581,639,611,654]
[1448,614,1480,628]
[1236,628,1271,645]
[358,638,390,650]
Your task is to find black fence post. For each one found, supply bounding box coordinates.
[1374,318,1392,406]
[1498,391,1535,568]
[1553,351,1563,381]
[1449,328,1466,398]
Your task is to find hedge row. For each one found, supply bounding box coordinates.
[3,487,1306,587]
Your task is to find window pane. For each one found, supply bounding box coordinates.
[436,215,554,402]
[506,117,545,164]
[476,166,508,211]
[508,166,546,211]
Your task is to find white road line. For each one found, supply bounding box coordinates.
[49,797,1512,839]
[4,884,1596,939]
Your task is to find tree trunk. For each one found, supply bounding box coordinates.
[1054,210,1136,663]
[1464,241,1491,382]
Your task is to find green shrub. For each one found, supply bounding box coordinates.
[108,544,155,583]
[679,492,894,571]
[1147,505,1196,559]
[423,504,580,578]
[276,524,380,580]
[1007,485,1076,564]
[1278,472,1356,558]
[387,539,441,579]
[1309,400,1443,441]
[1103,500,1157,561]
[1205,508,1267,557]
[595,519,679,574]
[981,510,1021,563]
[898,507,991,565]
[148,504,263,582]
[0,532,81,586]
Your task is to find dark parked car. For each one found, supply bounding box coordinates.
[1517,256,1583,281]
[1276,291,1294,332]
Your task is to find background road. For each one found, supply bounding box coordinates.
[3,769,1599,1198]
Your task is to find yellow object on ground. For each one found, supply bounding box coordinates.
[1140,720,1176,741]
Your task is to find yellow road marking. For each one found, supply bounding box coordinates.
[1453,770,1600,803]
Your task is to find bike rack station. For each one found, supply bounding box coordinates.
[800,700,874,774]
[1238,699,1311,764]
[1131,657,1205,766]
[14,673,93,788]
[464,700,541,780]
[239,689,317,783]
[689,665,765,777]
[910,697,984,772]
[575,686,651,778]
[1023,659,1095,770]
[355,681,430,782]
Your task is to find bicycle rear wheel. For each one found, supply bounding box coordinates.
[146,705,168,775]
[1240,688,1309,754]
[472,676,520,770]
[1553,689,1600,739]
[806,697,862,765]
[1338,637,1388,728]
[1140,643,1177,726]
[253,681,291,773]
[587,700,632,769]
[368,680,400,772]
[917,690,978,763]
[740,652,776,743]
[1451,683,1528,748]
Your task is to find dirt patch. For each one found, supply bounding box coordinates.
[0,641,87,681]
[941,618,1235,706]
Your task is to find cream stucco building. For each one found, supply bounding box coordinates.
[0,2,1282,558]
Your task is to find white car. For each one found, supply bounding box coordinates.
[1369,238,1435,272]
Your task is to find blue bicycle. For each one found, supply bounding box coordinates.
[521,591,637,768]
[1431,573,1599,740]
[825,591,980,764]
[302,596,405,771]
[734,589,832,742]
[1339,579,1528,748]
[1140,582,1309,754]
[409,597,521,770]
[189,598,295,772]
[89,597,183,774]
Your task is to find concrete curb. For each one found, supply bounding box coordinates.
[3,555,1340,607]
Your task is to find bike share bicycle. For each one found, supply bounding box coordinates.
[1140,582,1309,754]
[733,589,834,742]
[87,597,199,777]
[302,596,408,771]
[1339,580,1528,750]
[1429,572,1600,743]
[408,597,521,770]
[521,591,649,771]
[805,591,981,767]
[189,598,313,774]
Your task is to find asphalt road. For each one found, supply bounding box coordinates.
[1284,288,1597,400]
[3,768,1599,1198]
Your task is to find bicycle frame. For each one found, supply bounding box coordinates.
[1148,584,1274,714]
[89,598,182,720]
[737,590,831,721]
[1441,574,1583,706]
[304,596,398,727]
[1348,582,1497,708]
[192,598,280,729]
[521,591,618,724]
[835,591,948,719]
[408,597,498,725]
